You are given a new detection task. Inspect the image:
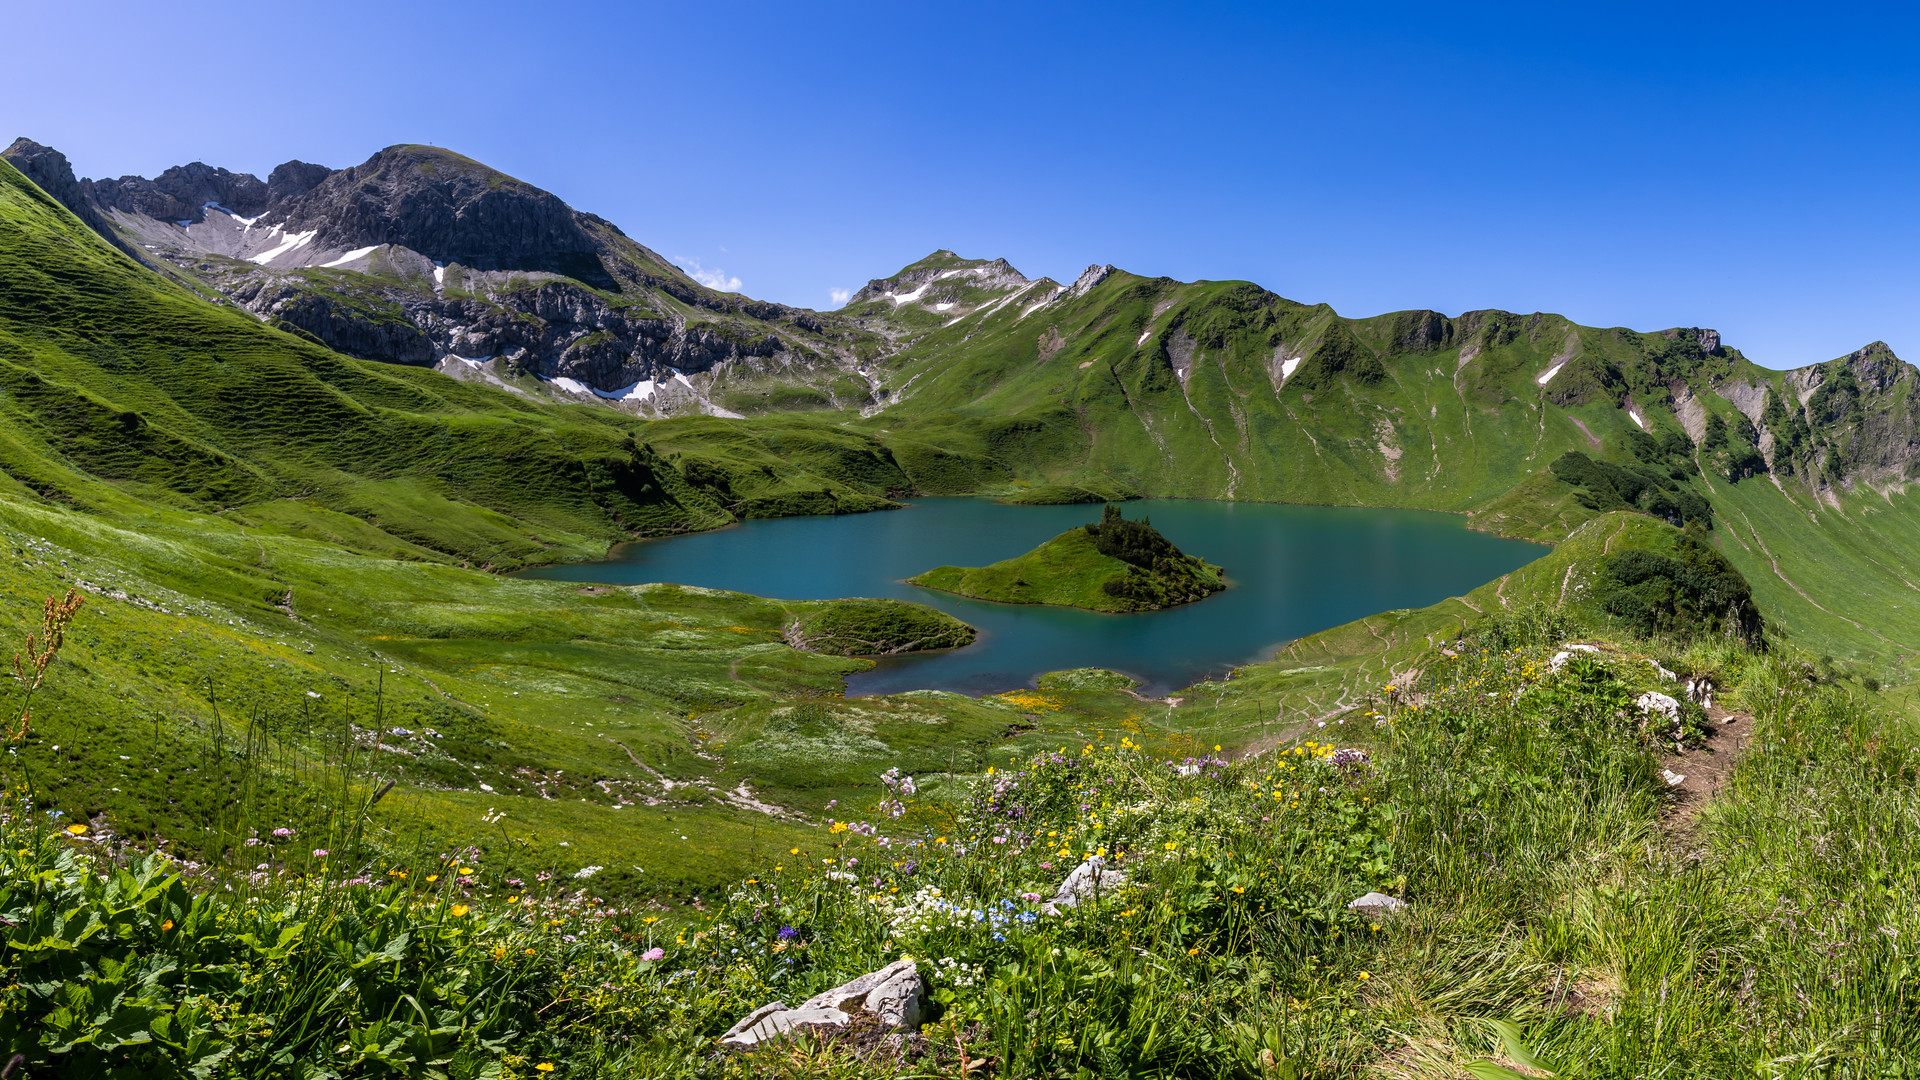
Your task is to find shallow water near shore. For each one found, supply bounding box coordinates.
[519,498,1544,696]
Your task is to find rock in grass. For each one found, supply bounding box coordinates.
[1042,855,1128,915]
[1636,691,1682,721]
[720,960,924,1049]
[1348,891,1408,916]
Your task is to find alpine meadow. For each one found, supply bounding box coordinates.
[1,107,1918,1080]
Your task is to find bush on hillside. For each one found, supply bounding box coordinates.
[1594,526,1764,646]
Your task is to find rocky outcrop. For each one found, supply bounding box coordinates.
[1063,263,1114,300]
[720,960,924,1050]
[272,145,615,286]
[87,161,270,223]
[267,160,334,203]
[222,269,788,378]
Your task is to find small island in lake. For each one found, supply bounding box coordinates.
[908,504,1226,613]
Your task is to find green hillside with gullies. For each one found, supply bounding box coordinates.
[2,140,1919,1076]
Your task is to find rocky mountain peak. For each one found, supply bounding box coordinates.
[1065,263,1114,298]
[3,138,77,194]
[267,160,334,203]
[274,144,612,286]
[848,253,1032,307]
[87,160,270,223]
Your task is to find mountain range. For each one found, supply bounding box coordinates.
[7,134,1920,671]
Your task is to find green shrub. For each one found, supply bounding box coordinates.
[1594,526,1763,645]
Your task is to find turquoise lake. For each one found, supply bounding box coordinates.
[519,498,1545,697]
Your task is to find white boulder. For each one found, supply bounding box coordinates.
[1637,691,1682,721]
[720,960,923,1049]
[1042,855,1128,914]
[1348,891,1409,916]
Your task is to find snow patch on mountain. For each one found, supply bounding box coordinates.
[247,227,317,264]
[321,246,381,269]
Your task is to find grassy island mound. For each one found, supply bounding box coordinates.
[783,597,977,655]
[1037,667,1141,691]
[909,504,1225,612]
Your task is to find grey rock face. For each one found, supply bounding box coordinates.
[223,268,783,378]
[87,160,270,223]
[267,160,334,203]
[719,960,923,1050]
[1064,263,1115,299]
[273,145,613,286]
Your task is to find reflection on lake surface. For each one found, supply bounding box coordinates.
[518,498,1544,697]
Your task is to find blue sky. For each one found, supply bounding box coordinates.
[12,1,1919,368]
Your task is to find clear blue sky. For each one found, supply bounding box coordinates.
[13,1,1919,368]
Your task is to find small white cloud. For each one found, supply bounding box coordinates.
[676,257,741,293]
[830,287,851,307]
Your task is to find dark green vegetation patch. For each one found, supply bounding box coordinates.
[1595,525,1764,646]
[1549,429,1712,530]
